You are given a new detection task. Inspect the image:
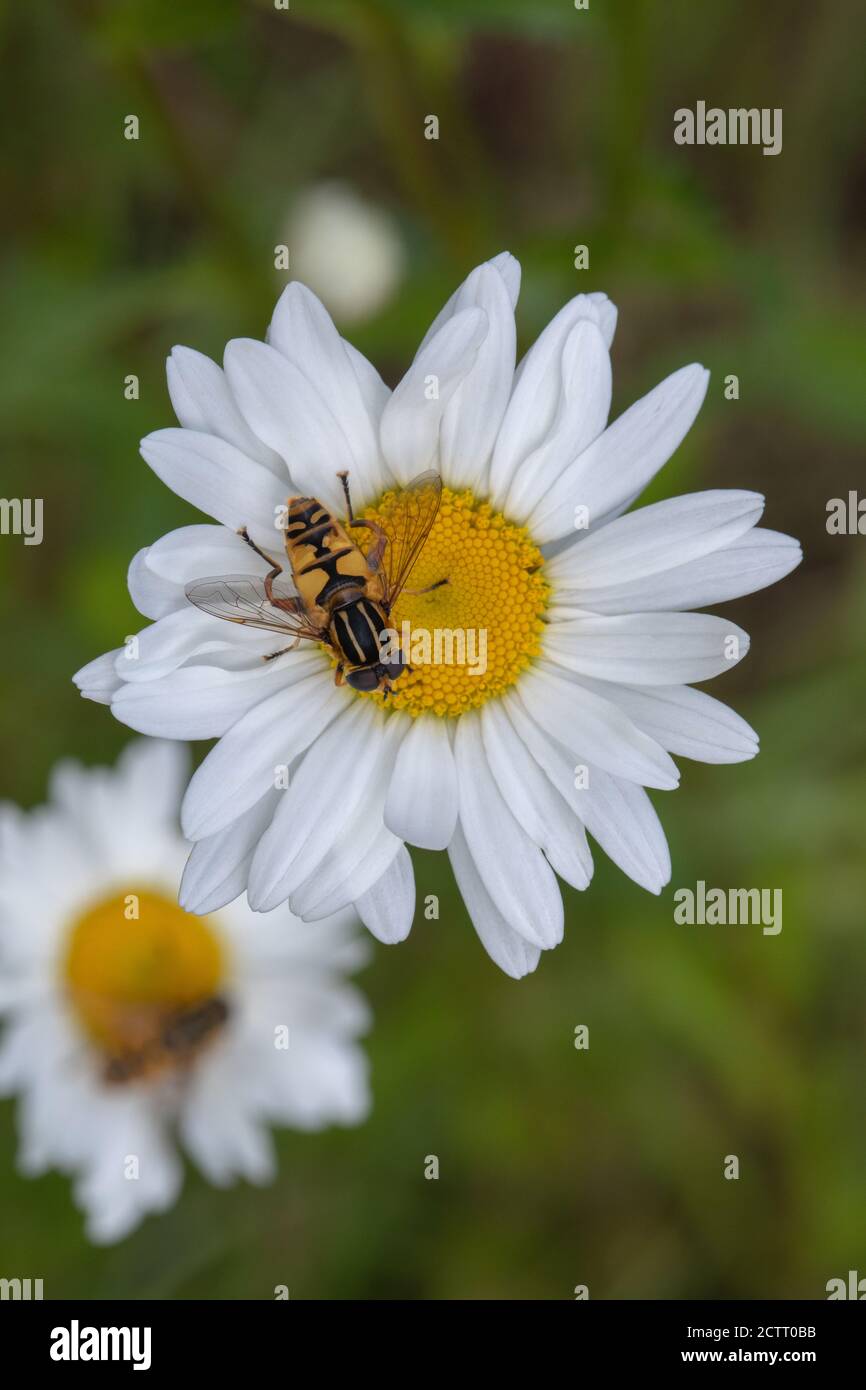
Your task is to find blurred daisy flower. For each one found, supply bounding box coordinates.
[74,253,801,978]
[0,740,370,1244]
[283,182,404,323]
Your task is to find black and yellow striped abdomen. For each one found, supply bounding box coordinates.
[329,596,390,668]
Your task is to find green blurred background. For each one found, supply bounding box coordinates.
[1,0,865,1299]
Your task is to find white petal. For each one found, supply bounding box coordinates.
[517,664,679,789]
[127,523,275,624]
[354,846,415,944]
[505,319,612,521]
[166,345,285,475]
[383,715,458,850]
[247,701,389,910]
[379,307,487,484]
[480,701,592,890]
[282,717,405,919]
[267,282,386,491]
[570,679,759,763]
[547,490,765,592]
[552,527,802,615]
[291,825,402,922]
[454,713,563,949]
[112,606,245,684]
[224,337,359,512]
[417,251,520,351]
[587,291,618,348]
[342,339,391,424]
[490,293,613,505]
[140,427,287,544]
[544,611,750,685]
[437,263,517,488]
[112,649,323,740]
[128,547,178,620]
[144,523,259,587]
[526,363,710,543]
[181,669,351,840]
[180,790,280,914]
[72,648,125,704]
[504,693,670,893]
[448,824,541,979]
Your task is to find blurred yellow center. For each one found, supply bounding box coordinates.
[64,889,225,1060]
[364,486,548,717]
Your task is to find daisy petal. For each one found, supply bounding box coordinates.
[72,649,125,704]
[454,714,564,949]
[383,715,458,850]
[569,679,759,763]
[490,293,614,506]
[518,664,680,789]
[166,345,285,476]
[224,338,359,512]
[282,718,405,919]
[448,824,541,979]
[247,701,389,910]
[180,790,280,914]
[527,363,710,544]
[544,612,750,685]
[437,264,518,488]
[480,701,592,890]
[140,428,287,544]
[504,693,670,893]
[112,650,323,740]
[417,251,520,350]
[380,307,488,484]
[354,846,416,944]
[552,527,803,615]
[266,282,386,491]
[505,320,613,522]
[342,339,391,424]
[181,671,351,840]
[547,489,765,592]
[128,547,179,620]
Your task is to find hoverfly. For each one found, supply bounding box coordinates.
[185,470,445,695]
[99,996,231,1086]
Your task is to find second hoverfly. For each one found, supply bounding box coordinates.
[186,470,444,695]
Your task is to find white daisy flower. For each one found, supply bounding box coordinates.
[74,253,801,979]
[0,739,370,1245]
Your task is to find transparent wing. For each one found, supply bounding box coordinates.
[185,575,323,641]
[380,471,443,607]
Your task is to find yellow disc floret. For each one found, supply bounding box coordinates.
[64,888,225,1057]
[364,486,548,718]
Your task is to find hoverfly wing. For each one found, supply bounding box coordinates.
[185,575,322,640]
[381,470,443,608]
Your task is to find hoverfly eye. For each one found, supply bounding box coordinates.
[346,667,381,692]
[379,660,406,682]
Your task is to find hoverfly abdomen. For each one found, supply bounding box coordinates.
[330,597,391,669]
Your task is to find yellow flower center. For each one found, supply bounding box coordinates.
[363,486,548,718]
[64,888,227,1083]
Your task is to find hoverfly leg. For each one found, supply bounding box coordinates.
[237,526,284,573]
[334,663,346,686]
[337,470,388,571]
[401,577,450,596]
[262,639,300,662]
